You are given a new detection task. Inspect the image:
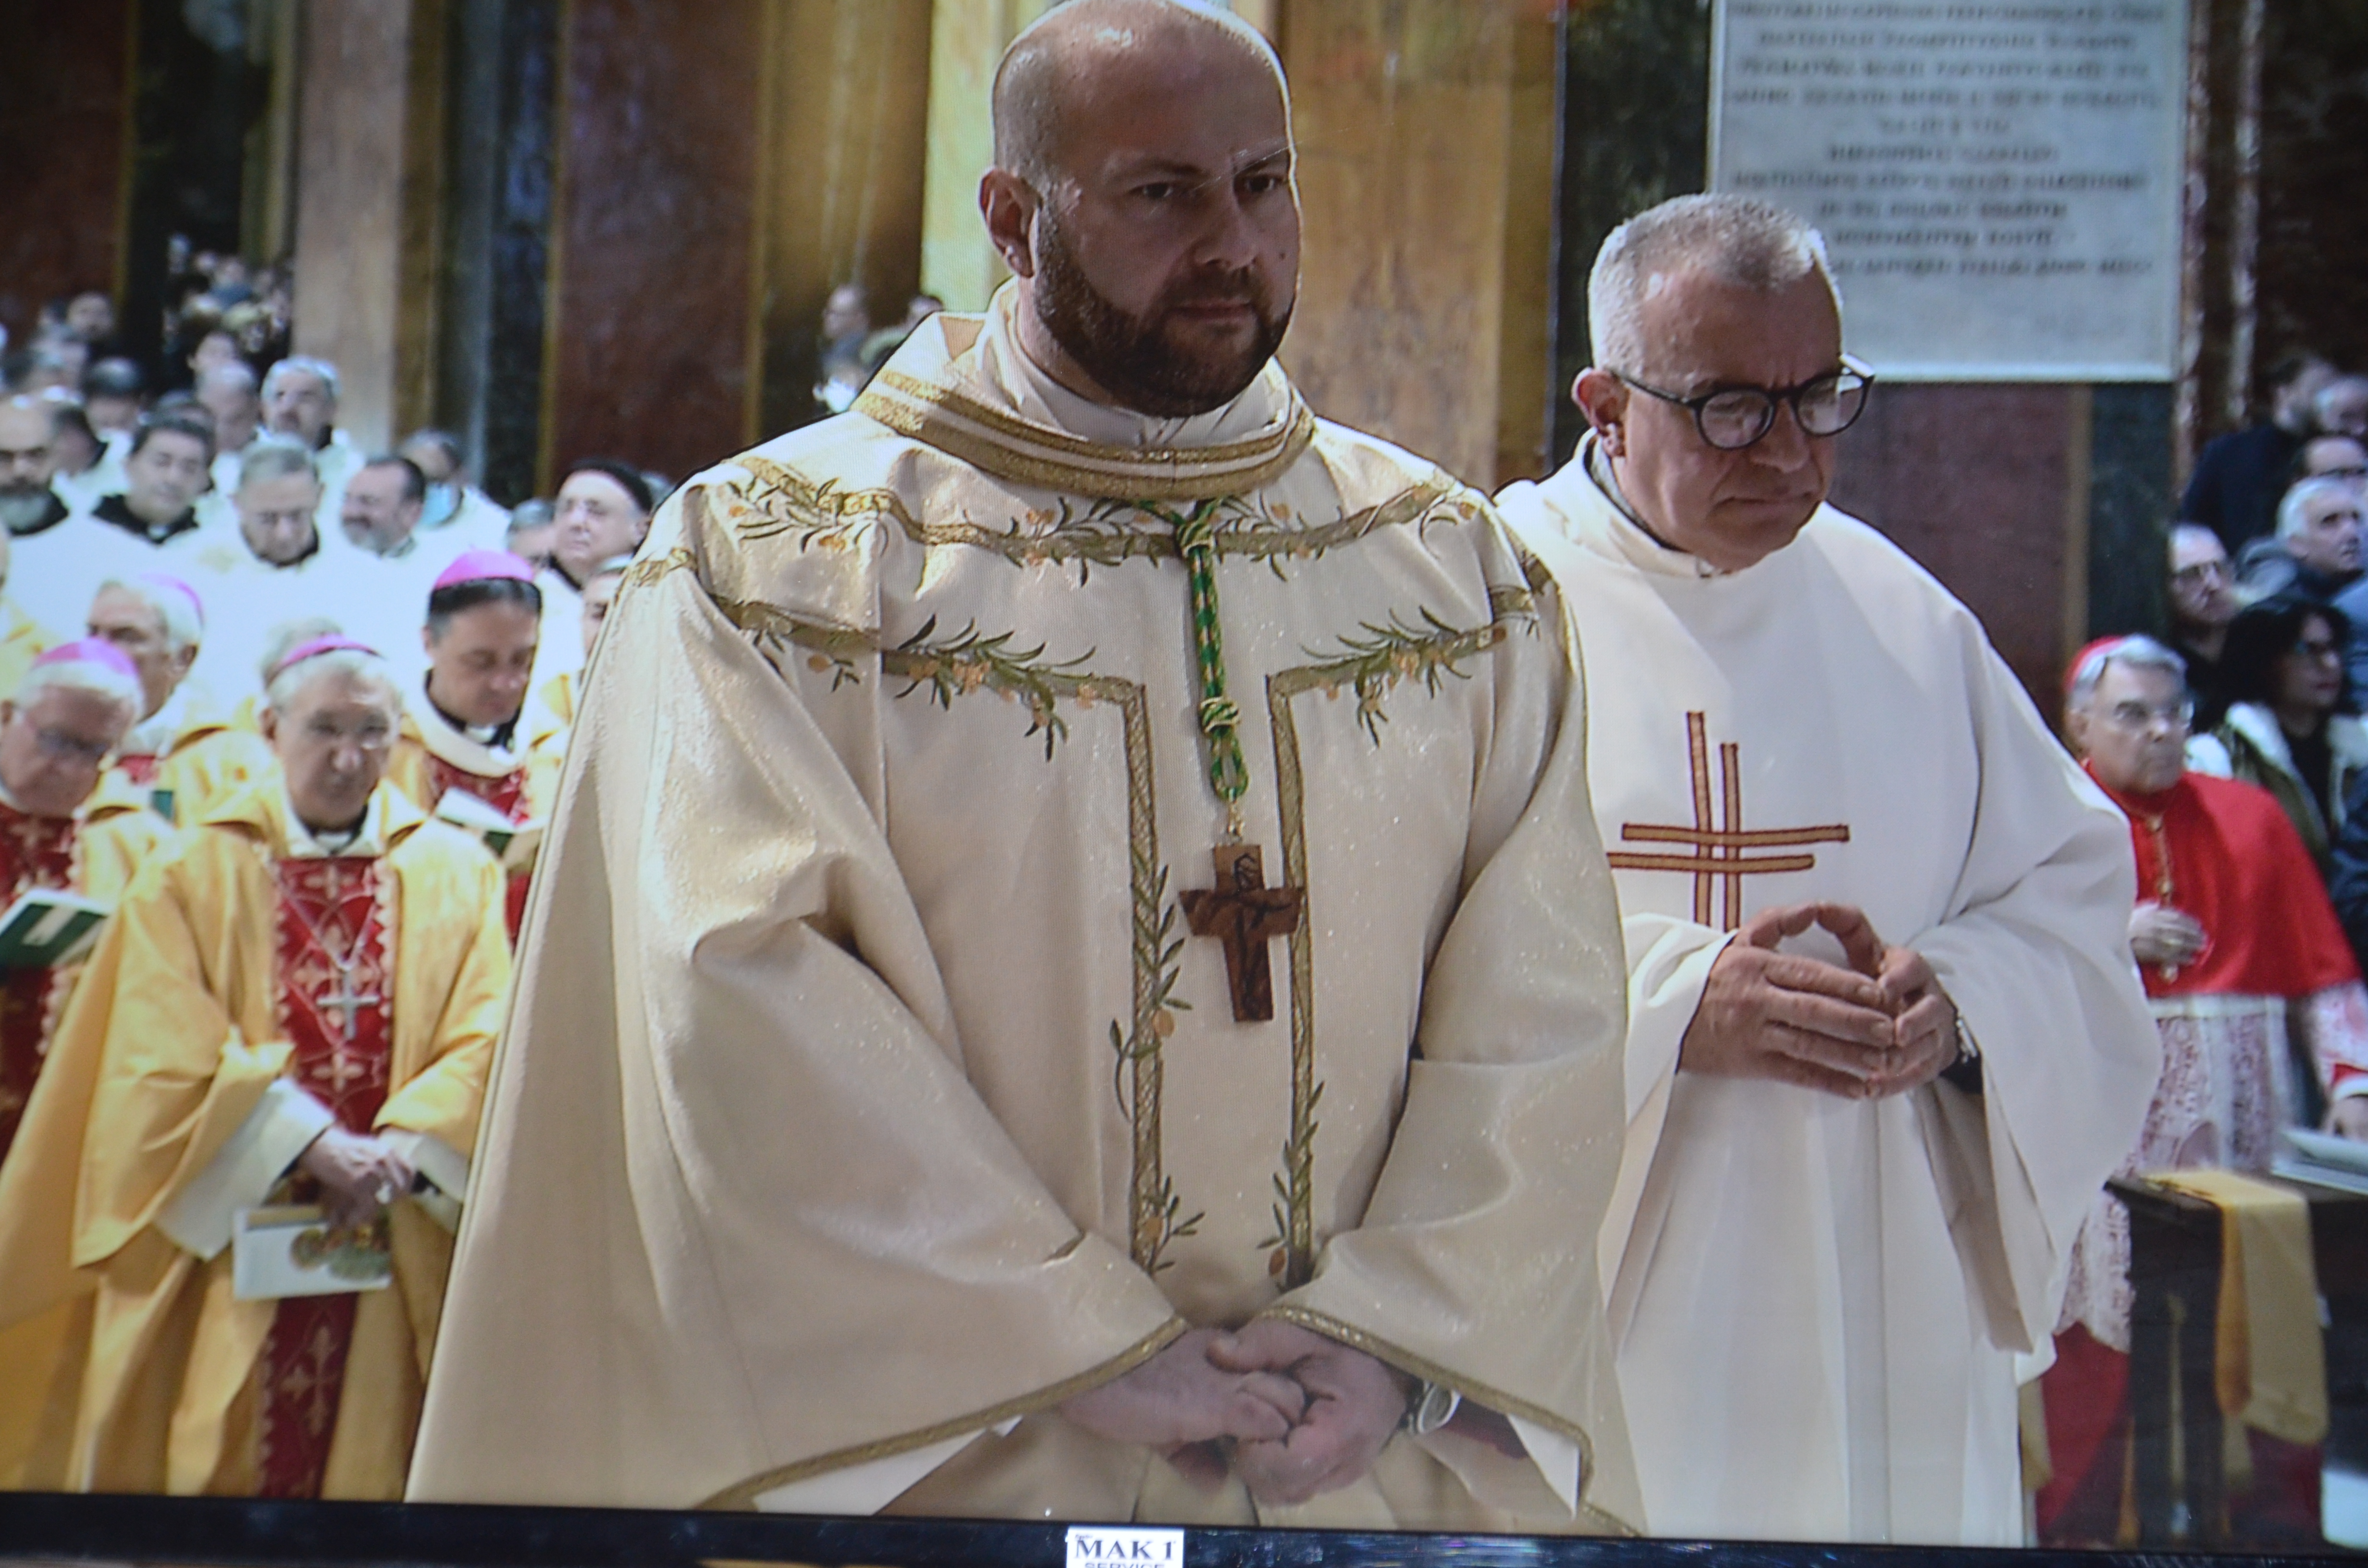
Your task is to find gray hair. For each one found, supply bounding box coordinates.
[95,575,202,652]
[993,0,1286,189]
[2278,475,2360,542]
[1588,194,1842,376]
[196,360,258,397]
[256,616,345,691]
[2314,374,2368,422]
[2068,634,2187,713]
[237,437,319,492]
[263,645,400,715]
[261,355,341,406]
[401,427,465,470]
[12,659,141,729]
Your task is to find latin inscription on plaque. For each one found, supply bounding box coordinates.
[1711,0,2186,380]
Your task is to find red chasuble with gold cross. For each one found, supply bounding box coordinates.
[0,804,78,1163]
[255,856,394,1500]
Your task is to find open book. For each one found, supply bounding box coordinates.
[231,1204,395,1300]
[2272,1126,2368,1197]
[432,788,544,867]
[0,886,111,969]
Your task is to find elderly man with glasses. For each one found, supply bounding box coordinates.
[2038,634,2368,1544]
[1498,193,2158,1546]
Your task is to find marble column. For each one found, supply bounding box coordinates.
[0,3,133,343]
[541,0,763,486]
[1278,0,1561,492]
[756,0,933,437]
[918,0,1055,313]
[289,0,447,453]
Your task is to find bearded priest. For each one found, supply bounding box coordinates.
[1496,194,2158,1546]
[0,636,509,1498]
[408,0,1635,1532]
[386,551,554,939]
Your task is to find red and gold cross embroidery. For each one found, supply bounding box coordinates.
[1606,711,1851,932]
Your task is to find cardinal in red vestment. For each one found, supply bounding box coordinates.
[2039,635,2368,1543]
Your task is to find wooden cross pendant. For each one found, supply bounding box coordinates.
[1180,844,1305,1023]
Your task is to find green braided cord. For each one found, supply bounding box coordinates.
[1168,500,1249,812]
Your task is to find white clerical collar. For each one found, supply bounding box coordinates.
[282,784,387,859]
[973,281,1272,453]
[1537,436,1728,581]
[121,683,195,758]
[407,686,522,776]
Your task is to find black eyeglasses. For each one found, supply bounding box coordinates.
[1612,357,1875,451]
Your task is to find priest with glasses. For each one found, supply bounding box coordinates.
[1499,193,2157,1546]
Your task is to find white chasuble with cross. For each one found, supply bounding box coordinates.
[1499,446,2158,1547]
[408,287,1639,1532]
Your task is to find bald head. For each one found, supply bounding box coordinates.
[993,0,1287,190]
[981,0,1299,417]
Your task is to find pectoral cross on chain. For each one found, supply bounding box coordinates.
[316,964,381,1046]
[1181,844,1304,1022]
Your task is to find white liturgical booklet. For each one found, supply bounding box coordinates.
[231,1204,394,1300]
[0,886,110,969]
[2276,1127,2368,1196]
[431,788,541,861]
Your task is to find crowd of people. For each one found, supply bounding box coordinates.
[0,0,2354,1547]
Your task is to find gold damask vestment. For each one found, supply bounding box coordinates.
[408,292,1638,1530]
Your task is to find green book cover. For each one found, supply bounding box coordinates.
[0,887,111,969]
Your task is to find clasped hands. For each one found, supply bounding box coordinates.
[1680,901,1960,1098]
[1059,1323,1410,1505]
[295,1124,415,1229]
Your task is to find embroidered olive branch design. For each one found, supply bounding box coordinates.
[1257,1078,1322,1286]
[1298,609,1509,743]
[724,458,905,551]
[881,617,1096,760]
[1109,858,1198,1273]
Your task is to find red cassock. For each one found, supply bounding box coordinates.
[2041,764,2363,1544]
[2092,764,2362,1042]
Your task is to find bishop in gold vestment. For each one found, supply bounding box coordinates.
[0,648,508,1497]
[409,278,1637,1529]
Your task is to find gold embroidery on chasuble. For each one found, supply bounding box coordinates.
[680,458,1533,1289]
[1605,711,1852,932]
[255,852,395,1499]
[1259,595,1537,1288]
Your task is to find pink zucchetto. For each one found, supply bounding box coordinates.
[135,573,205,633]
[266,635,382,684]
[35,638,141,683]
[433,549,539,591]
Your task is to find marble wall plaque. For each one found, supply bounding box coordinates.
[1711,0,2186,380]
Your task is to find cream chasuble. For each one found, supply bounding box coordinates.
[0,783,507,1498]
[407,290,1639,1531]
[1498,447,2158,1546]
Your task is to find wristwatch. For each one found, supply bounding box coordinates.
[1939,1012,1983,1094]
[1402,1380,1461,1436]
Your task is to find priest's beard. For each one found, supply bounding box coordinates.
[0,486,53,534]
[1033,212,1291,418]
